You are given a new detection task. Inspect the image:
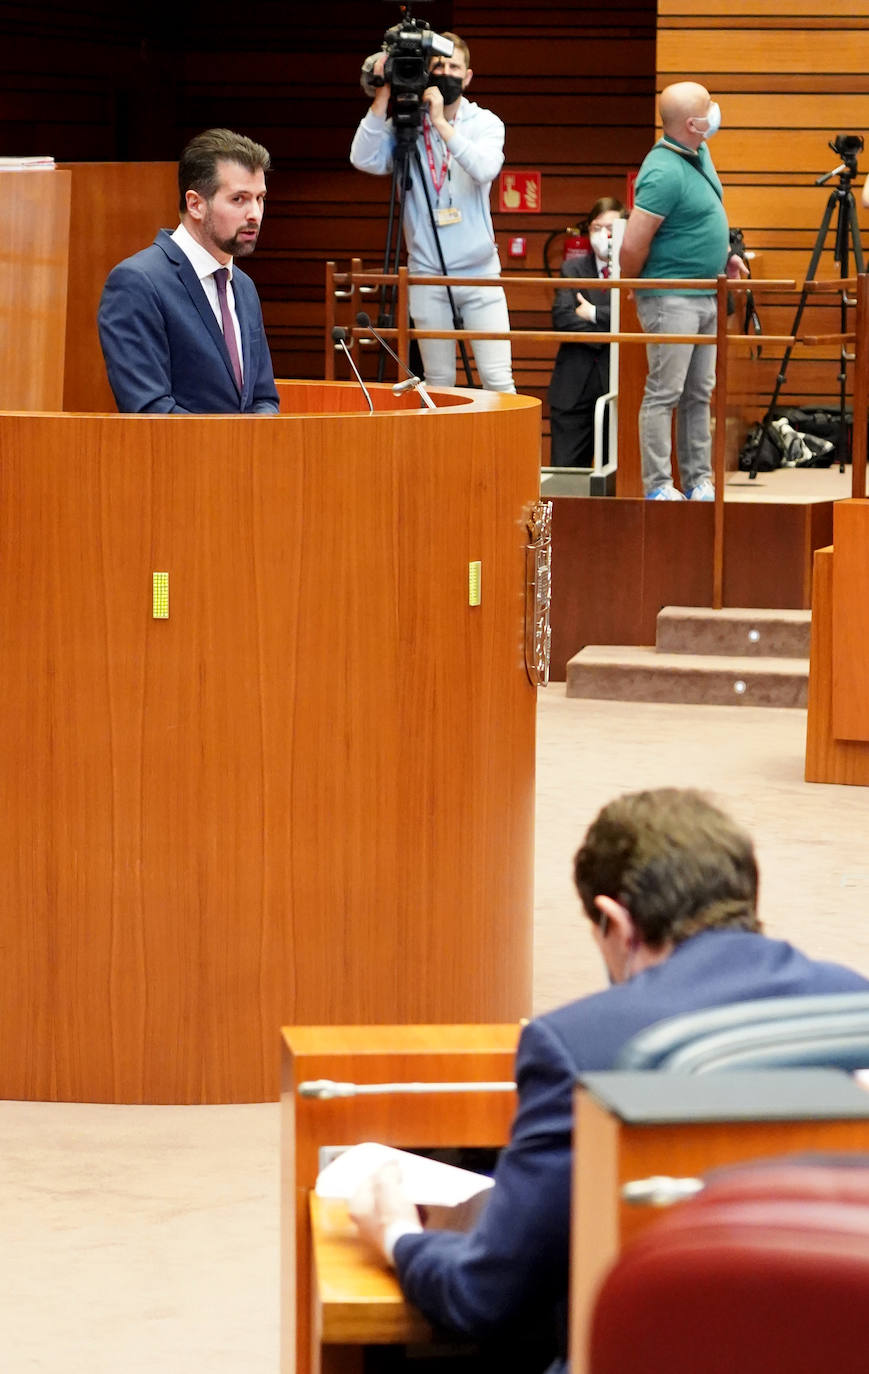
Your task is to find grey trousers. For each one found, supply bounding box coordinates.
[636,292,717,494]
[409,279,515,392]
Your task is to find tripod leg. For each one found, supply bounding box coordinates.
[845,193,864,474]
[848,194,865,274]
[838,194,851,471]
[750,191,838,479]
[375,151,412,382]
[767,192,836,403]
[830,187,862,473]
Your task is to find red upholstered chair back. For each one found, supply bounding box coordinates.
[589,1158,869,1374]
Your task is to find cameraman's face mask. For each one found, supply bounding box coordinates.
[432,73,465,106]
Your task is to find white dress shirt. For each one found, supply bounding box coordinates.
[171,222,245,380]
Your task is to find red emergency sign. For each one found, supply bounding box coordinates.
[499,171,542,214]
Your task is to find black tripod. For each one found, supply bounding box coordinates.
[750,143,864,479]
[372,126,475,386]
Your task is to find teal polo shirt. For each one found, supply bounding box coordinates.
[633,138,730,294]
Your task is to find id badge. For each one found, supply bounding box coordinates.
[436,206,463,227]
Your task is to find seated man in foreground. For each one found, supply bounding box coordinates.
[351,787,869,1370]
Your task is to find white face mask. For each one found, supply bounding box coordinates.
[695,101,721,139]
[590,228,611,261]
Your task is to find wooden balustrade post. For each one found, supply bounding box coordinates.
[712,275,729,609]
[324,261,336,380]
[350,258,363,363]
[398,266,410,370]
[852,274,869,499]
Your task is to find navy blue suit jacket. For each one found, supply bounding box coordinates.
[394,931,869,1361]
[98,230,280,414]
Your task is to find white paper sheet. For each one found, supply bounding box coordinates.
[314,1141,494,1207]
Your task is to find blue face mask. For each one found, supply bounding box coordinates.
[698,101,721,139]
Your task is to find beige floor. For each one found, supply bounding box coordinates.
[6,691,869,1371]
[723,460,860,503]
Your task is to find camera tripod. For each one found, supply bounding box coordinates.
[372,128,475,386]
[749,151,864,479]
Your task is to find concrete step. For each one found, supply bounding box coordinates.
[656,606,812,659]
[566,645,809,708]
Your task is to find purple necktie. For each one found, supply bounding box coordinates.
[213,267,243,392]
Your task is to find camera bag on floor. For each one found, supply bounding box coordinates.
[738,422,781,472]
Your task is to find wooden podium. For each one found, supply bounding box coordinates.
[0,385,540,1104]
[806,499,869,784]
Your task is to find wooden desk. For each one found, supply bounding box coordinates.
[569,1070,869,1374]
[282,1024,519,1374]
[310,1195,432,1372]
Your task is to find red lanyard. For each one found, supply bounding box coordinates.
[422,116,450,194]
[422,106,462,195]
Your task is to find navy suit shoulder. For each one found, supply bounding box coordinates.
[393,931,869,1358]
[539,929,869,1072]
[98,229,279,415]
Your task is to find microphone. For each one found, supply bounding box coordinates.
[331,326,374,415]
[355,312,436,410]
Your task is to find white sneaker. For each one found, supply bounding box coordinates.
[686,480,715,502]
[646,485,686,501]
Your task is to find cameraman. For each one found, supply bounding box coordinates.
[350,33,515,392]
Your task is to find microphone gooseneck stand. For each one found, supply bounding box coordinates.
[330,325,374,413]
[356,311,436,408]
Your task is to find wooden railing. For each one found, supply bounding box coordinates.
[326,260,869,609]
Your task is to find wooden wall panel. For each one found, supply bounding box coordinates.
[660,32,869,74]
[0,4,180,160]
[657,0,869,428]
[549,495,829,677]
[59,162,178,413]
[0,1,656,446]
[5,2,864,437]
[0,170,70,410]
[549,498,648,671]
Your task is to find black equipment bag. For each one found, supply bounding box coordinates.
[773,406,852,463]
[738,422,781,472]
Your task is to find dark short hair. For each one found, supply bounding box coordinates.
[178,128,271,214]
[588,197,627,223]
[573,788,761,948]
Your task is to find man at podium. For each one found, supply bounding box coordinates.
[350,788,868,1371]
[98,128,280,415]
